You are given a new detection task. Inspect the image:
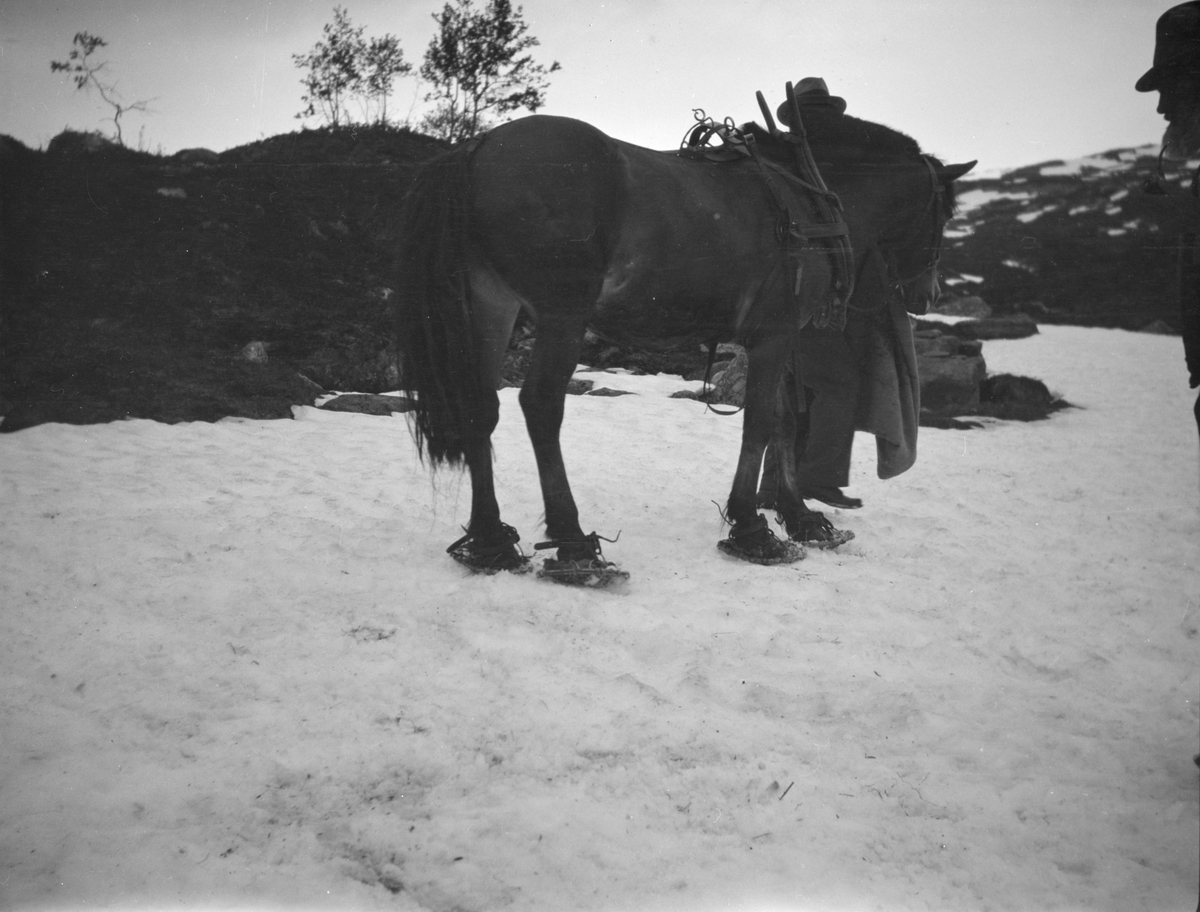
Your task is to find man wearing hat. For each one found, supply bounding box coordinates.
[778,76,847,117]
[761,76,925,522]
[1138,2,1200,437]
[760,77,865,514]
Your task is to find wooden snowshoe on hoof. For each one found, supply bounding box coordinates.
[717,514,805,565]
[446,524,532,575]
[534,532,629,587]
[785,511,855,550]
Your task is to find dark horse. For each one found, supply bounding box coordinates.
[394,105,962,583]
[396,111,853,582]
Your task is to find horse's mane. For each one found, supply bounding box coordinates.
[746,113,959,214]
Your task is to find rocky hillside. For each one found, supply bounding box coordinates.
[939,145,1194,329]
[0,129,1187,431]
[0,126,446,431]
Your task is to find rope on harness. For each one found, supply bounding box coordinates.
[699,341,745,416]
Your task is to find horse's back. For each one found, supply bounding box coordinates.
[466,115,836,346]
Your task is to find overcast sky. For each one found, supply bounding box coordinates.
[0,0,1175,174]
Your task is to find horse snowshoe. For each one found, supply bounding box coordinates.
[446,524,532,575]
[717,514,805,565]
[784,510,855,550]
[535,532,629,587]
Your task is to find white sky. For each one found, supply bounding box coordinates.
[0,0,1175,172]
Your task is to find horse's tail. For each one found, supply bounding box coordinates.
[395,142,486,468]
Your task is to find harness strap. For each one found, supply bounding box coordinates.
[783,81,855,328]
[741,138,849,331]
[796,221,852,240]
[679,98,855,338]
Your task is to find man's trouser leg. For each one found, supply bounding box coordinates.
[794,324,859,489]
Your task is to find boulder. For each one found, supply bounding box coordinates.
[238,341,269,363]
[913,332,983,358]
[708,348,748,406]
[586,387,637,397]
[919,351,987,416]
[943,314,1039,340]
[978,374,1066,421]
[1139,319,1177,334]
[318,393,415,415]
[933,295,992,318]
[566,378,594,395]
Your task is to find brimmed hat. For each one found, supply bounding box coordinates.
[776,76,847,125]
[1136,1,1200,91]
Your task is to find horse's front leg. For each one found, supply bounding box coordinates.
[761,351,857,551]
[720,334,805,564]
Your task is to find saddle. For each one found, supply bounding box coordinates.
[677,84,855,332]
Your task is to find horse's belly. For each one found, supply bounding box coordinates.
[590,268,752,349]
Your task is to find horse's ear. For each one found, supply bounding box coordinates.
[939,160,977,182]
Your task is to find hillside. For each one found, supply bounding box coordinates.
[939,145,1194,329]
[0,129,1189,431]
[0,126,447,432]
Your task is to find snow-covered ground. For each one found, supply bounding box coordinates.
[1,325,1197,912]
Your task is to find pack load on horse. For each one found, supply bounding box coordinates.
[394,82,971,586]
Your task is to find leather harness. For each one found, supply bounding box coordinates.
[677,83,855,336]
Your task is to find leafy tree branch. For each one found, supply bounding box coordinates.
[294,7,413,127]
[419,0,560,143]
[50,32,153,146]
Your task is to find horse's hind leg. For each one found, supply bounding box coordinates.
[520,304,632,586]
[448,269,528,573]
[449,403,531,573]
[520,306,627,584]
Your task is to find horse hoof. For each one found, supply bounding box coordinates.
[717,537,805,565]
[784,511,855,550]
[450,548,533,575]
[446,525,532,575]
[795,528,855,550]
[537,558,630,587]
[533,532,628,587]
[718,515,805,565]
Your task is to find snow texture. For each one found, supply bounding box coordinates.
[1,326,1197,911]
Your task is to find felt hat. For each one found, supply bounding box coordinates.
[776,77,847,125]
[1136,1,1200,91]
